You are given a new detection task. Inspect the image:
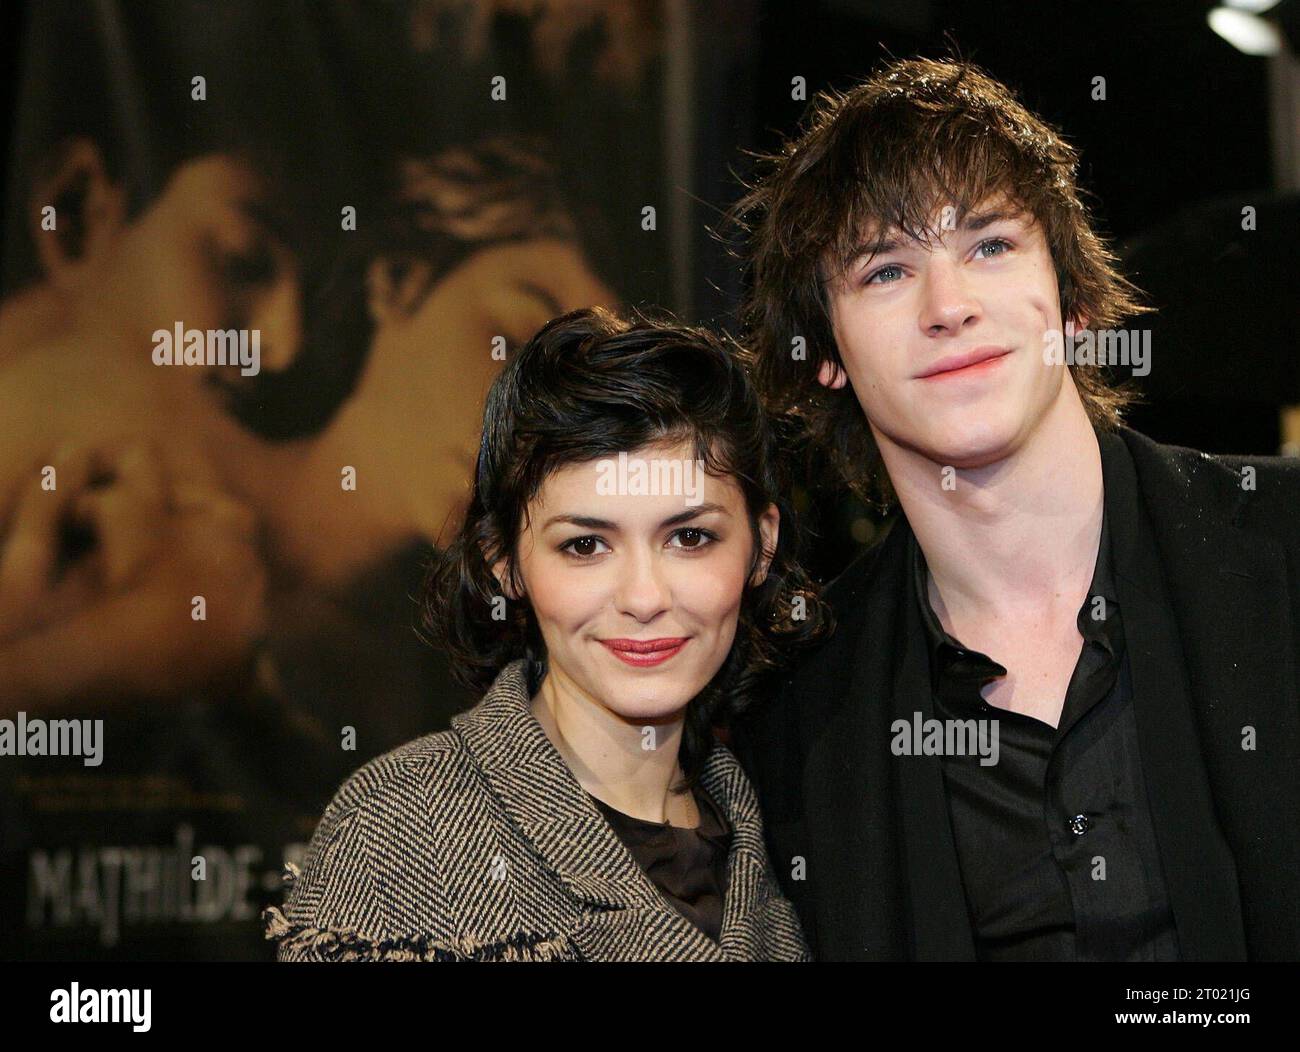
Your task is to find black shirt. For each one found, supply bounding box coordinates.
[589,784,732,942]
[909,430,1181,961]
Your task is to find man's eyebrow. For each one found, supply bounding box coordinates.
[962,208,1019,232]
[541,503,729,531]
[847,209,1021,266]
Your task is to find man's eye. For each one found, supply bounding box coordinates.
[865,264,904,286]
[560,536,609,558]
[976,238,1013,259]
[669,527,716,550]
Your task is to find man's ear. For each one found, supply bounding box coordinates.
[750,503,781,587]
[30,137,126,287]
[817,359,850,389]
[365,255,435,326]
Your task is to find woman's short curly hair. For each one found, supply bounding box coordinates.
[420,305,833,785]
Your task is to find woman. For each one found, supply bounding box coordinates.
[262,306,832,961]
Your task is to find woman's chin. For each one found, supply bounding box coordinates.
[596,678,698,723]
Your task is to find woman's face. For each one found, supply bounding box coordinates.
[502,438,779,723]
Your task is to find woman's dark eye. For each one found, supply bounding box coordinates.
[561,536,609,557]
[670,528,713,549]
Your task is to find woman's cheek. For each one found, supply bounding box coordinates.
[680,550,748,622]
[529,559,605,627]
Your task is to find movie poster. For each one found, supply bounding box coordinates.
[0,0,740,960]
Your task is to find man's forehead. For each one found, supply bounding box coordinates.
[855,199,1030,248]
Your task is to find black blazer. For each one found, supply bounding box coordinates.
[732,426,1300,961]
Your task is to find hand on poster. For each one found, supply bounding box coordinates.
[0,437,267,712]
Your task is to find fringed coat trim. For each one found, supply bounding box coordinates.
[261,903,576,961]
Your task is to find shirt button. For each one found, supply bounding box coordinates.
[1068,814,1091,836]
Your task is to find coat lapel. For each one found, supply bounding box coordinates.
[697,742,813,960]
[453,660,804,960]
[796,531,905,959]
[799,519,975,960]
[1119,428,1300,958]
[885,521,978,960]
[1102,430,1247,958]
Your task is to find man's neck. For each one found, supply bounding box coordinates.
[880,380,1105,625]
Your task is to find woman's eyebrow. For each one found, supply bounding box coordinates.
[659,503,728,527]
[541,503,729,531]
[542,515,618,530]
[514,280,563,317]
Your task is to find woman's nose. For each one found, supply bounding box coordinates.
[613,550,671,621]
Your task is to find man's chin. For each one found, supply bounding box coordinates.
[902,417,1026,471]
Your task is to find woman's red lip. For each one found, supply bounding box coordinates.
[599,639,689,668]
[599,638,690,654]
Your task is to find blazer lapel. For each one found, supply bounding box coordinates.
[796,528,904,959]
[886,522,978,961]
[697,745,813,959]
[454,660,751,961]
[799,519,975,960]
[1100,431,1246,958]
[1120,428,1300,958]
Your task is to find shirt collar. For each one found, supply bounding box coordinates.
[909,424,1128,690]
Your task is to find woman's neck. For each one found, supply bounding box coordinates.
[530,663,695,825]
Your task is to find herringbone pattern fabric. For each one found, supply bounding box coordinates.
[263,659,812,961]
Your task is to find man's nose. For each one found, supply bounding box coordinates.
[919,258,980,336]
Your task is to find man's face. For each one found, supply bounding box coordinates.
[821,200,1075,470]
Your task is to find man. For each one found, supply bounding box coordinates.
[729,57,1300,961]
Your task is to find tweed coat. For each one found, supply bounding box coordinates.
[262,658,811,961]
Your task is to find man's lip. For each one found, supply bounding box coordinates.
[916,346,1011,379]
[599,638,690,654]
